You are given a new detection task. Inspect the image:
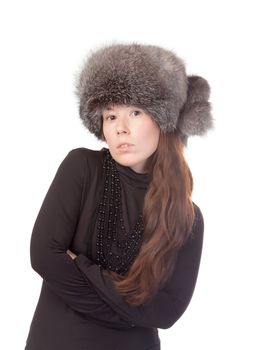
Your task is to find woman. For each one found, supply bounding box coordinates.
[25,42,214,349]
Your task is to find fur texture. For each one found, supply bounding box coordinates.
[74,42,214,143]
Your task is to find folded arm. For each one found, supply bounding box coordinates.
[30,149,132,329]
[73,204,204,329]
[30,149,204,329]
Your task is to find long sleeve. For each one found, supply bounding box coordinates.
[74,205,204,329]
[30,148,204,330]
[30,149,134,329]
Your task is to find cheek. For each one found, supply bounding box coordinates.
[102,125,114,143]
[102,123,108,136]
[140,122,159,140]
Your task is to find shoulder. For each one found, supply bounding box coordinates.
[62,147,106,170]
[66,146,104,162]
[192,202,204,234]
[172,202,205,277]
[177,201,205,256]
[192,202,204,227]
[54,147,106,184]
[185,201,205,251]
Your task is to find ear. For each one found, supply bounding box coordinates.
[177,75,215,137]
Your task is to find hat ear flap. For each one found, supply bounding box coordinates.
[177,75,214,137]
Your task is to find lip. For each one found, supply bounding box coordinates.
[117,143,134,149]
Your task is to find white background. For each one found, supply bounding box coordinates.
[1,0,252,349]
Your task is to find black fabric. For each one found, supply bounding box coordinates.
[94,148,146,276]
[25,147,204,350]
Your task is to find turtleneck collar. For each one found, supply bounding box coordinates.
[102,147,151,190]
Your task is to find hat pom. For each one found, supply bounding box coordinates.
[177,75,214,137]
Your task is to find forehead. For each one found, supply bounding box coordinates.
[103,104,141,113]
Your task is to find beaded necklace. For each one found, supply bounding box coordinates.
[95,148,144,276]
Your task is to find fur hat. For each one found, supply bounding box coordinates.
[74,42,214,145]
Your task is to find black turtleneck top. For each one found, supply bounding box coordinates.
[25,147,204,350]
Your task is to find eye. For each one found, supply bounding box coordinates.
[104,110,141,121]
[105,115,115,121]
[132,110,141,117]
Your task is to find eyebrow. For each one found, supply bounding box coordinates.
[104,104,138,112]
[105,107,114,111]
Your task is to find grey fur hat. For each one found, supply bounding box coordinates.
[74,42,214,145]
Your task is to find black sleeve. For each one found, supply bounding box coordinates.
[74,204,204,329]
[30,149,134,329]
[30,148,204,330]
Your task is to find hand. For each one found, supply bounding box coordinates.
[66,249,77,260]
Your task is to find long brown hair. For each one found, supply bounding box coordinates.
[100,128,196,305]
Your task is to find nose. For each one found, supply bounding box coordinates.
[116,118,129,135]
[117,130,127,134]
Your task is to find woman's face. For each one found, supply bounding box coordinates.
[102,104,160,174]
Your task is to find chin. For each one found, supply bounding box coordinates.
[115,156,133,165]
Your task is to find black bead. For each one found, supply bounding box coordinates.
[94,148,144,275]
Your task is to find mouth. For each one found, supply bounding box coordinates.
[117,144,134,152]
[117,143,134,149]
